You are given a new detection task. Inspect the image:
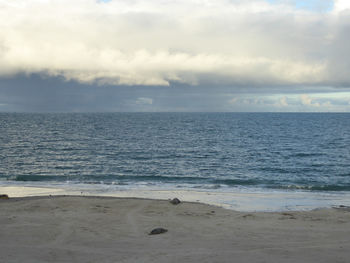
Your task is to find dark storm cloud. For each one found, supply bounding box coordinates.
[1,0,350,112]
[0,0,350,89]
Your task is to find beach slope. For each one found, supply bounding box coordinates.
[1,196,350,263]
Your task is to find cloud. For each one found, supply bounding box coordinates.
[277,96,289,107]
[0,0,350,89]
[300,94,320,107]
[334,0,350,13]
[135,97,153,105]
[222,92,350,112]
[228,98,238,104]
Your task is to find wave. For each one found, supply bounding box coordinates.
[274,184,350,191]
[9,174,350,192]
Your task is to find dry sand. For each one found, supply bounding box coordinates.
[1,196,350,263]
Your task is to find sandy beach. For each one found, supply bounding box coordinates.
[1,196,350,263]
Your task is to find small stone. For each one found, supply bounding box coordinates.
[149,228,168,235]
[0,194,9,199]
[170,198,181,205]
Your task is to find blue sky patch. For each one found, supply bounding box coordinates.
[265,0,334,12]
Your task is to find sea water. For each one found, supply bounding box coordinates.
[1,113,350,211]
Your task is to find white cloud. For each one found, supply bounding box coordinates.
[223,93,350,112]
[300,94,320,107]
[0,0,349,88]
[334,0,350,13]
[228,98,238,104]
[135,97,153,105]
[277,96,288,107]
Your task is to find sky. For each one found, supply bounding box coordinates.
[0,0,350,112]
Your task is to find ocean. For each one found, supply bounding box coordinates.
[1,112,350,211]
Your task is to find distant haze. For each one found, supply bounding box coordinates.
[1,0,350,112]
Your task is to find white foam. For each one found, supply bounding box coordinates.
[2,181,350,211]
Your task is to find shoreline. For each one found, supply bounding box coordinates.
[2,183,350,212]
[1,195,350,262]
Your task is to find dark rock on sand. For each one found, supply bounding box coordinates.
[149,228,168,235]
[0,194,9,199]
[170,198,181,205]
